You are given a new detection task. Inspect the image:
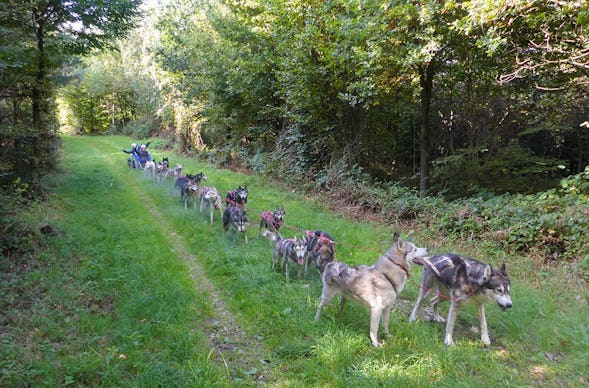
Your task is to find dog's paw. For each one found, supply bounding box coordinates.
[433,315,446,323]
[444,338,454,346]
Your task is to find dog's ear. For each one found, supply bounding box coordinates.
[500,262,507,275]
[483,265,492,282]
[393,233,406,249]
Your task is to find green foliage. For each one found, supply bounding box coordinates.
[143,0,588,197]
[431,142,566,197]
[301,148,587,264]
[559,165,589,198]
[434,188,588,263]
[460,0,588,89]
[0,0,142,191]
[0,183,41,258]
[0,123,60,186]
[267,122,312,183]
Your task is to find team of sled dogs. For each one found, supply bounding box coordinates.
[136,156,513,347]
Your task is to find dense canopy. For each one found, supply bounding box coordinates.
[1,0,588,197]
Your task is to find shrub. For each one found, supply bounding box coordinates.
[0,182,41,259]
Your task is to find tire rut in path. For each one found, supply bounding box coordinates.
[138,193,270,383]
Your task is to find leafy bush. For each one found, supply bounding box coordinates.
[434,175,589,262]
[559,165,589,197]
[303,158,588,264]
[267,123,312,185]
[0,182,42,259]
[123,117,160,139]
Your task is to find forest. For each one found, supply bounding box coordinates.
[1,0,587,197]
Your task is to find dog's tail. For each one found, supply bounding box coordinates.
[261,230,280,242]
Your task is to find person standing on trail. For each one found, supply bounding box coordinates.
[136,144,152,168]
[122,142,151,168]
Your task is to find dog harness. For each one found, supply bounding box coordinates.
[417,255,482,302]
[262,211,283,230]
[279,238,295,250]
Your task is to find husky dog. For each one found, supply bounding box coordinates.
[223,205,248,243]
[199,186,223,224]
[144,160,156,178]
[315,233,428,347]
[225,185,248,209]
[163,164,183,182]
[258,207,286,237]
[175,172,206,209]
[409,253,513,346]
[156,157,169,182]
[305,230,335,274]
[264,231,308,282]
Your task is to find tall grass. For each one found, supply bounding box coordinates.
[1,135,587,386]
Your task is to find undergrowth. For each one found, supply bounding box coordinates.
[303,161,589,275]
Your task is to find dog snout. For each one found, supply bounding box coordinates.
[498,297,512,310]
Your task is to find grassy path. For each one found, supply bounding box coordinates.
[1,135,587,386]
[85,138,270,379]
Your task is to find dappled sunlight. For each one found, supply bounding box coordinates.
[528,364,553,381]
[313,329,443,385]
[348,355,442,385]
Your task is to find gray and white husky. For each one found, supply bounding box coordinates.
[175,172,206,209]
[264,231,308,282]
[199,186,223,225]
[409,253,513,346]
[315,233,429,347]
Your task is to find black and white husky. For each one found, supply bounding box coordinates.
[409,253,513,346]
[223,205,248,244]
[175,172,206,209]
[225,185,248,209]
[258,207,285,237]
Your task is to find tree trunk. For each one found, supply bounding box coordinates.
[31,17,46,174]
[32,15,45,131]
[418,62,435,197]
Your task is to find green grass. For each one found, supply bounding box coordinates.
[1,135,587,386]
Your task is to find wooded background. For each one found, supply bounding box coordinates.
[1,0,588,198]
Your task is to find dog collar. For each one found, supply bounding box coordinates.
[383,254,411,278]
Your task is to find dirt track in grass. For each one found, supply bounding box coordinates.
[96,142,271,382]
